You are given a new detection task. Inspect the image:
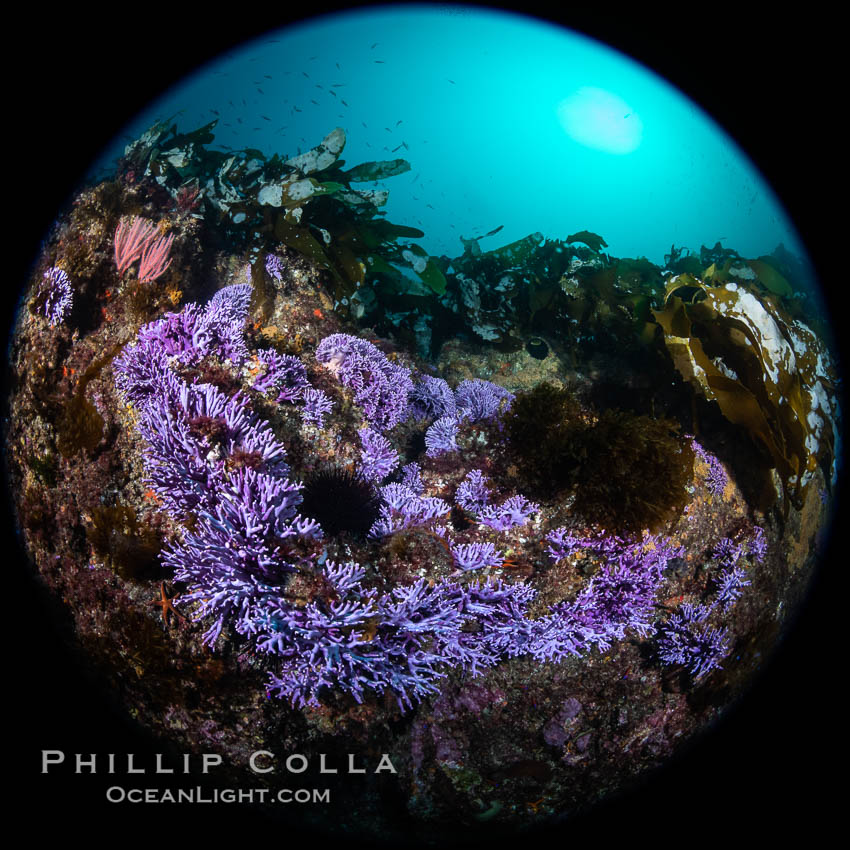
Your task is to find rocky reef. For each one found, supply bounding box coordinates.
[5,121,840,843]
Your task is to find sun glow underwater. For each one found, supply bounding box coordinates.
[557,86,643,154]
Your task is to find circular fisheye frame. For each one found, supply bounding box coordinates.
[7,5,841,843]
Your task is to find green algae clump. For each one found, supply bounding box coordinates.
[503,384,694,533]
[502,382,584,498]
[570,410,695,534]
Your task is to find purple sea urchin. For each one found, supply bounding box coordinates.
[299,467,382,538]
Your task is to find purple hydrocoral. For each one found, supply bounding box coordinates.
[713,565,751,612]
[115,284,747,711]
[265,253,285,281]
[359,427,399,482]
[710,534,754,611]
[41,266,73,326]
[251,349,333,426]
[425,415,459,457]
[195,283,253,365]
[252,349,310,401]
[163,467,319,645]
[369,483,450,538]
[116,283,253,373]
[653,525,763,677]
[408,374,456,421]
[530,534,685,661]
[316,333,413,431]
[455,469,492,513]
[139,381,290,517]
[656,603,730,680]
[454,469,537,531]
[748,525,767,562]
[300,388,333,428]
[454,379,514,422]
[690,437,728,497]
[713,536,744,567]
[262,563,537,709]
[421,378,513,459]
[477,494,540,531]
[399,462,424,494]
[546,527,626,562]
[450,541,504,572]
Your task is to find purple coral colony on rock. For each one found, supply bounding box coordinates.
[7,100,840,837]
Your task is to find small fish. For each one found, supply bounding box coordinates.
[261,115,271,121]
[371,42,379,48]
[341,99,348,106]
[257,87,264,94]
[336,63,341,70]
[392,143,403,152]
[308,56,317,61]
[426,203,434,209]
[362,121,368,128]
[302,71,310,78]
[210,109,219,115]
[331,83,345,87]
[402,141,409,150]
[315,83,324,89]
[447,79,455,84]
[374,60,385,64]
[623,112,631,118]
[293,106,302,113]
[396,120,402,126]
[264,74,273,79]
[385,127,392,132]
[411,173,419,182]
[329,90,337,97]
[237,117,243,124]
[311,99,319,105]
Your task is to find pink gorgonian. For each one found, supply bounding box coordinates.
[114,216,158,274]
[139,232,175,283]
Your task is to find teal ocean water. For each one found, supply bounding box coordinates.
[89,5,806,272]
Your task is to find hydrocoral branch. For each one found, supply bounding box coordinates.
[359,427,399,482]
[455,469,492,513]
[316,333,413,431]
[656,603,730,680]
